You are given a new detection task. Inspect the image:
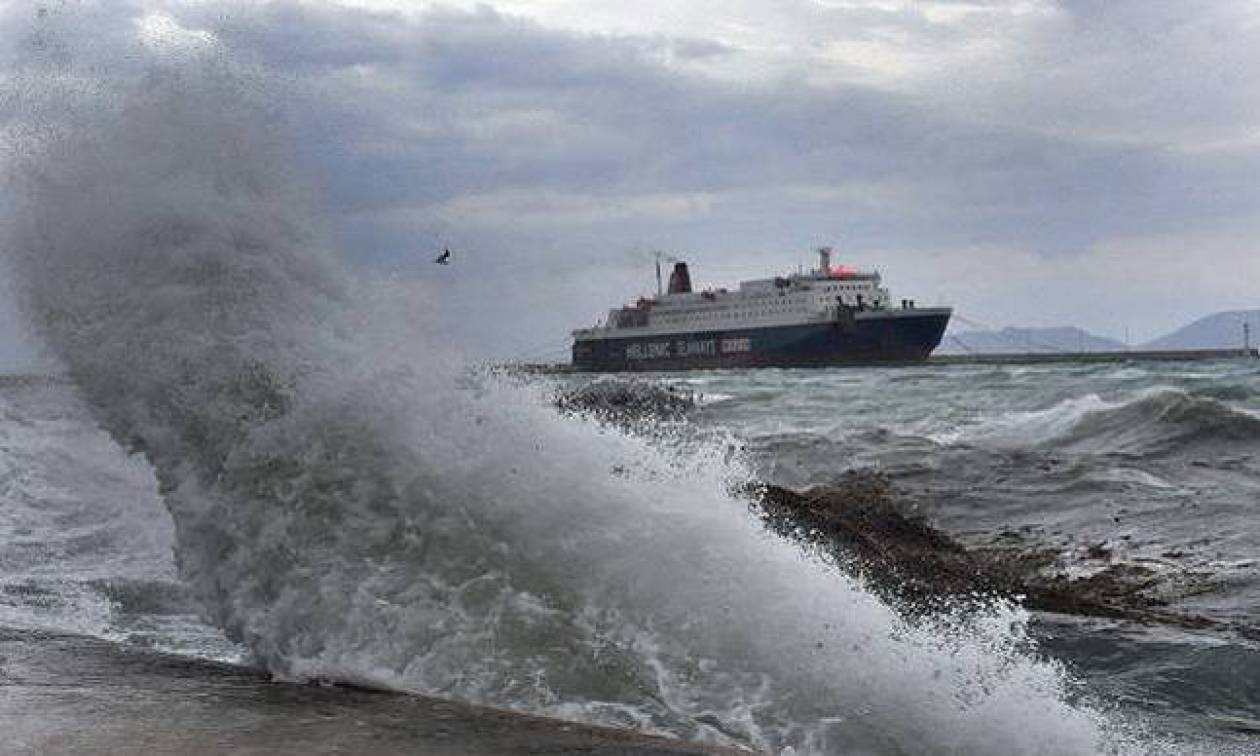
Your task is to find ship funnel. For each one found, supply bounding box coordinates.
[667,262,692,294]
[817,246,832,275]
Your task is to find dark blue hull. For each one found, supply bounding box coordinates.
[572,310,951,371]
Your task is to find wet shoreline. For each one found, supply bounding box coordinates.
[0,627,738,755]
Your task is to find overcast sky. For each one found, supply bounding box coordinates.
[4,0,1260,364]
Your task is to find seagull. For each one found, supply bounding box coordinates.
[434,248,452,265]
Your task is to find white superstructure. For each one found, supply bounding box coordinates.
[575,248,913,340]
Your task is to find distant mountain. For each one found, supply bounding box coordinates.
[1143,309,1260,350]
[939,326,1126,354]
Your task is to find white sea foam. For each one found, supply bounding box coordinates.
[0,9,1144,754]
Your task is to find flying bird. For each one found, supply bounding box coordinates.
[434,248,452,265]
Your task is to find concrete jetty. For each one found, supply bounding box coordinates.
[928,348,1259,366]
[1,628,737,756]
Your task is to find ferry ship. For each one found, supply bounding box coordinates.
[571,247,951,371]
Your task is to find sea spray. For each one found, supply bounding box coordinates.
[2,10,1130,754]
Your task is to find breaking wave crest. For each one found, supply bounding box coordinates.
[1,16,1142,755]
[966,389,1260,456]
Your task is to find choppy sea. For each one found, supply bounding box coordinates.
[4,360,1260,755]
[675,361,1260,749]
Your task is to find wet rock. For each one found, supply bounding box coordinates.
[1085,542,1112,560]
[746,471,1009,611]
[743,471,1236,633]
[554,379,696,425]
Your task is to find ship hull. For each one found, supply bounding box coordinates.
[571,309,951,372]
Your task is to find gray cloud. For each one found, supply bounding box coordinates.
[4,1,1260,360]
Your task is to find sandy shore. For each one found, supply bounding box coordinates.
[0,628,740,755]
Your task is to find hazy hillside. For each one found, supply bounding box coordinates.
[1143,309,1260,350]
[939,326,1126,354]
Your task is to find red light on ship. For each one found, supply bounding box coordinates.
[829,265,858,278]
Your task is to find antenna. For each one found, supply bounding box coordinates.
[1244,319,1251,356]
